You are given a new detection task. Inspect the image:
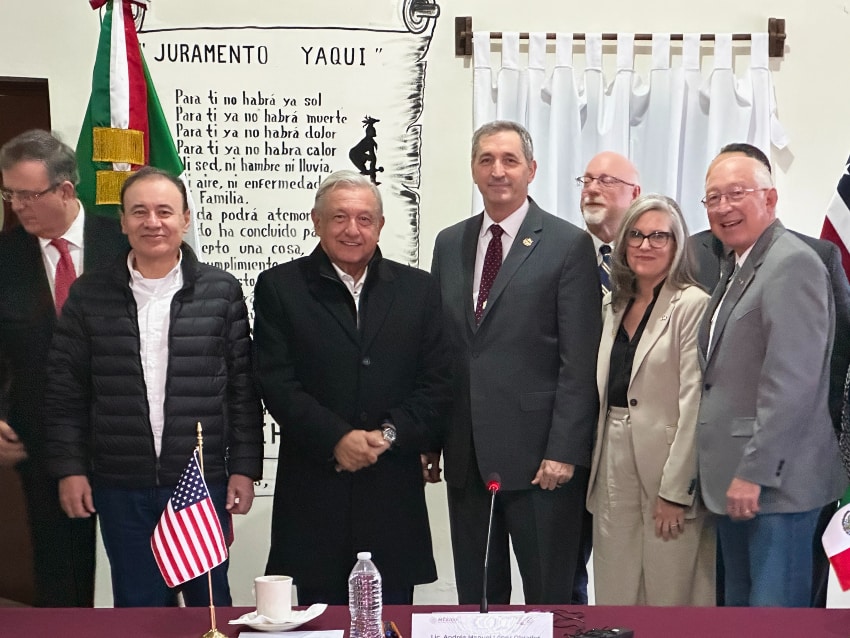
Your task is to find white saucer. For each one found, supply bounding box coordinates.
[229,603,328,632]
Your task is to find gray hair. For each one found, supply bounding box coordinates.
[610,194,699,311]
[752,161,774,189]
[313,170,383,218]
[471,120,534,164]
[0,129,78,186]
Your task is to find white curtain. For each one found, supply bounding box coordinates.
[472,31,788,232]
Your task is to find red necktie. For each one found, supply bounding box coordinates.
[475,224,504,324]
[50,238,77,315]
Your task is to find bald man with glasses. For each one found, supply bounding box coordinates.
[572,151,641,604]
[689,142,850,607]
[695,154,846,607]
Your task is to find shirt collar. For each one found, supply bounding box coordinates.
[331,262,367,290]
[127,249,184,285]
[38,199,85,251]
[735,245,755,268]
[587,231,613,254]
[480,198,529,239]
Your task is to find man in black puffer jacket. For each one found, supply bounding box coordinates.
[43,167,263,607]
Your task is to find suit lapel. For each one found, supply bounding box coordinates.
[306,248,360,345]
[699,255,731,359]
[597,296,621,406]
[462,215,481,332]
[360,261,395,352]
[477,202,543,326]
[705,220,785,363]
[631,284,678,382]
[17,228,56,318]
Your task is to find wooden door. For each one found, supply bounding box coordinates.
[0,75,51,605]
[0,77,51,232]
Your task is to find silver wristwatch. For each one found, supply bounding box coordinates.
[380,423,397,446]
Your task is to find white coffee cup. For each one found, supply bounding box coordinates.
[254,575,293,621]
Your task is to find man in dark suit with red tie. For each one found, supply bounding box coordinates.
[0,130,126,606]
[431,121,601,604]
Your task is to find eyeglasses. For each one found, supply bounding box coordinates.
[0,183,60,204]
[575,174,636,189]
[626,229,673,249]
[701,187,770,210]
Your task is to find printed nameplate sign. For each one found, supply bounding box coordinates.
[411,612,552,638]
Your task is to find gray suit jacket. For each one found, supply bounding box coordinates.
[689,228,850,433]
[696,220,847,515]
[431,199,601,491]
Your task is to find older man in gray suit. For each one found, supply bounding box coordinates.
[431,121,601,604]
[697,154,847,607]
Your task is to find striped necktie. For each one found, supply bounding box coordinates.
[599,244,612,296]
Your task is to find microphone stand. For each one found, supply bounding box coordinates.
[481,474,501,614]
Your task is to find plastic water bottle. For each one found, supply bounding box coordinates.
[348,551,383,638]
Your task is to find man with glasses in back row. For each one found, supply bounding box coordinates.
[694,152,847,607]
[0,129,127,606]
[573,151,641,604]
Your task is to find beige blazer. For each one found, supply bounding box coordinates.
[587,282,708,515]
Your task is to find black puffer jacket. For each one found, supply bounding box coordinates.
[43,244,262,488]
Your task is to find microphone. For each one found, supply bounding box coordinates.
[481,472,501,614]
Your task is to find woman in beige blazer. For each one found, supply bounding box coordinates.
[587,194,715,605]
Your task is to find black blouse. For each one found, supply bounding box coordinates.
[607,281,665,408]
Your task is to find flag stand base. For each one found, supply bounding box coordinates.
[202,628,226,638]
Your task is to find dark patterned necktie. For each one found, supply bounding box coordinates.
[475,224,504,323]
[599,244,612,295]
[50,238,77,315]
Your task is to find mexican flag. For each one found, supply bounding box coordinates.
[822,485,850,591]
[77,0,199,249]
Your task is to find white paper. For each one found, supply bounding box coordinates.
[411,612,553,638]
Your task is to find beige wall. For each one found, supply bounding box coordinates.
[4,0,849,606]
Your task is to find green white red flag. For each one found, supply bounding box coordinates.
[822,485,850,591]
[77,0,199,249]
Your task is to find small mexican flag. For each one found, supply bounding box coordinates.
[77,0,199,249]
[822,485,850,591]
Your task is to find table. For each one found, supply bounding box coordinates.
[3,604,849,638]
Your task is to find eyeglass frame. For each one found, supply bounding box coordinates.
[626,229,674,249]
[0,182,61,204]
[701,187,770,210]
[575,174,636,189]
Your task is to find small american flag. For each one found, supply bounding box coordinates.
[151,449,228,588]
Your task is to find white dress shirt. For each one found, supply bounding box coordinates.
[38,201,85,298]
[473,199,529,309]
[708,244,755,351]
[128,252,183,457]
[332,263,368,327]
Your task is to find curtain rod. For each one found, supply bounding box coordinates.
[454,16,786,59]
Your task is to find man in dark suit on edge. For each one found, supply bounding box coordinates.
[0,129,127,606]
[431,120,601,604]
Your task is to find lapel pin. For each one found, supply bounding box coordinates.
[522,237,533,247]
